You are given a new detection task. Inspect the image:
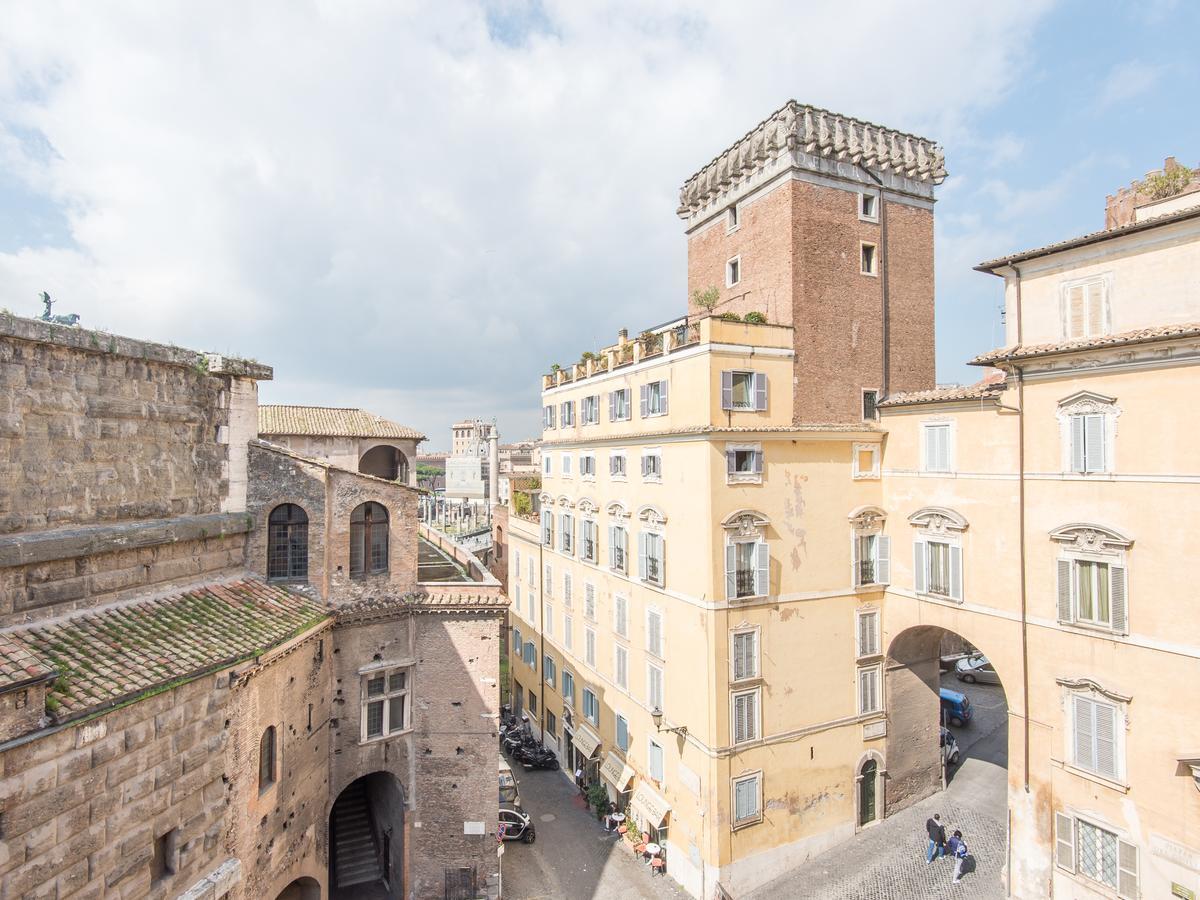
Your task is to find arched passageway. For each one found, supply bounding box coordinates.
[276,876,321,900]
[330,772,405,899]
[885,625,1009,817]
[359,445,408,482]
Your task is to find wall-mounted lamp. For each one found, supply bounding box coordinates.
[651,706,688,737]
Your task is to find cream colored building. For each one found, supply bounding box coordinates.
[507,105,1200,900]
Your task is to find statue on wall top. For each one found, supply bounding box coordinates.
[38,291,81,326]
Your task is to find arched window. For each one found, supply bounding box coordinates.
[858,758,878,826]
[267,504,309,580]
[350,502,389,577]
[259,726,276,793]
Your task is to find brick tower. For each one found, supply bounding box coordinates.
[678,101,945,423]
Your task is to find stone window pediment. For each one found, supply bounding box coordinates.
[606,501,629,521]
[557,495,574,509]
[907,506,968,535]
[1050,523,1132,554]
[848,505,887,531]
[721,509,770,537]
[637,505,667,529]
[577,498,598,516]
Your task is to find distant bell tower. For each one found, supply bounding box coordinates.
[677,102,946,424]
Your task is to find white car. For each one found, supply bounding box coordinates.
[954,655,1001,685]
[941,727,961,767]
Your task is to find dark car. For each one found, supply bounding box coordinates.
[500,804,536,844]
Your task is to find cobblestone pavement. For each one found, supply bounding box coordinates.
[501,765,691,900]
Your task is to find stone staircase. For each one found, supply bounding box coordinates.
[332,780,383,889]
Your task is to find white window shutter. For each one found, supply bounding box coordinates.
[755,541,770,597]
[923,427,936,471]
[857,614,868,656]
[753,450,763,475]
[1056,559,1074,623]
[725,544,736,600]
[1067,284,1085,338]
[640,454,648,476]
[726,449,736,475]
[1054,813,1075,872]
[851,535,862,587]
[1070,415,1086,472]
[1117,839,1138,900]
[608,392,615,421]
[754,373,768,410]
[1086,281,1105,336]
[913,541,927,593]
[949,545,963,601]
[640,384,649,418]
[608,526,616,568]
[1095,701,1117,778]
[876,535,891,585]
[1085,415,1105,472]
[638,532,648,580]
[1073,696,1095,770]
[1110,565,1127,634]
[721,371,733,409]
[660,380,669,414]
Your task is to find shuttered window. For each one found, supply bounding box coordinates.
[583,688,599,726]
[854,534,890,586]
[562,670,575,706]
[563,572,573,607]
[541,510,552,545]
[581,395,600,425]
[647,663,663,711]
[1072,695,1119,780]
[585,627,596,667]
[641,452,662,480]
[563,613,573,651]
[581,520,598,562]
[614,645,628,689]
[1070,414,1106,473]
[544,654,556,687]
[919,539,962,600]
[639,532,665,586]
[721,371,768,411]
[732,631,758,681]
[857,611,879,657]
[733,773,761,825]
[1058,558,1127,633]
[1063,279,1107,340]
[613,595,628,637]
[640,380,669,417]
[559,514,574,554]
[584,583,596,620]
[544,601,553,637]
[922,423,952,472]
[609,526,628,573]
[543,405,556,429]
[648,739,664,781]
[857,666,881,714]
[560,400,574,426]
[1070,818,1137,897]
[608,389,631,422]
[732,689,760,744]
[646,609,663,658]
[726,540,769,599]
[616,715,629,751]
[580,454,596,477]
[610,453,626,477]
[544,565,553,598]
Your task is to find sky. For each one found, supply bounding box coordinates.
[1,1,1198,450]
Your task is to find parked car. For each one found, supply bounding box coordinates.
[500,804,536,843]
[939,687,973,727]
[955,655,1001,685]
[499,756,522,809]
[940,727,961,767]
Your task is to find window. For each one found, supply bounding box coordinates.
[914,538,962,600]
[859,192,878,221]
[563,613,573,650]
[580,453,596,479]
[725,539,768,599]
[546,711,557,740]
[1069,414,1106,473]
[646,609,663,658]
[614,645,628,689]
[609,452,627,479]
[732,630,758,681]
[727,205,739,230]
[609,389,631,422]
[585,627,596,667]
[561,453,573,477]
[857,665,881,714]
[543,454,552,475]
[853,443,880,479]
[581,395,600,425]
[638,532,665,586]
[854,533,891,587]
[616,715,629,751]
[862,389,879,421]
[640,381,669,417]
[527,556,535,585]
[362,667,411,740]
[583,687,599,726]
[584,583,596,620]
[560,400,575,427]
[732,689,760,744]
[267,504,308,580]
[1057,813,1138,897]
[544,654,556,688]
[1056,546,1127,633]
[151,828,178,882]
[544,602,554,637]
[648,738,664,781]
[922,422,953,473]
[512,626,521,653]
[860,242,877,275]
[562,670,575,706]
[720,371,767,411]
[563,572,573,606]
[349,502,389,577]
[641,451,662,481]
[733,773,762,827]
[541,509,553,546]
[613,595,628,638]
[544,565,553,598]
[609,525,628,573]
[1061,277,1108,340]
[726,445,763,483]
[542,405,556,429]
[856,609,880,657]
[559,513,574,554]
[528,689,537,715]
[726,256,741,287]
[647,663,663,711]
[258,726,276,792]
[524,641,538,669]
[1071,694,1120,780]
[581,520,598,563]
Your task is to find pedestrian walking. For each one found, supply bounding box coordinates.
[925,813,946,863]
[575,766,584,795]
[947,830,969,884]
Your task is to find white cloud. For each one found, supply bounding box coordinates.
[1094,59,1167,111]
[0,0,1055,442]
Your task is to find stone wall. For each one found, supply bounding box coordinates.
[247,444,331,597]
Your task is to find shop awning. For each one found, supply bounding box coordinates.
[573,725,602,759]
[630,781,671,828]
[599,752,636,791]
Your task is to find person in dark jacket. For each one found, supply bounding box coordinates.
[948,830,969,884]
[925,813,947,862]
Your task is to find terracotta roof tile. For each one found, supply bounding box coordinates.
[878,382,1007,408]
[0,634,55,691]
[259,405,425,441]
[1,579,329,723]
[969,322,1200,366]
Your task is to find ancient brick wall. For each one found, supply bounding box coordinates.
[246,444,330,597]
[881,199,937,397]
[326,469,419,603]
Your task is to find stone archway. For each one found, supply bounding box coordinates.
[276,876,321,900]
[359,445,408,482]
[329,772,406,899]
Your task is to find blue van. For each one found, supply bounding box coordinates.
[940,688,973,727]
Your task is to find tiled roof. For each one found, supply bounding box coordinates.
[970,322,1200,366]
[0,634,55,691]
[878,382,1007,408]
[259,405,426,441]
[336,591,509,624]
[0,579,329,723]
[975,203,1200,271]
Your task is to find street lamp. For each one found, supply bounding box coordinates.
[650,706,688,737]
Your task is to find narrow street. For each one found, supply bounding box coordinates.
[500,766,691,900]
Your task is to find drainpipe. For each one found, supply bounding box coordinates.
[538,527,546,745]
[1011,263,1031,795]
[856,165,890,396]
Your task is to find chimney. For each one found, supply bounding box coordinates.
[617,328,628,344]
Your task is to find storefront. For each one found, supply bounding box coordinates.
[572,724,603,786]
[599,751,636,806]
[629,780,672,847]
